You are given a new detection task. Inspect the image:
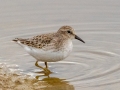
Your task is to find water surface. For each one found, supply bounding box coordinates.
[0,0,120,90]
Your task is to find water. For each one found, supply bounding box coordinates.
[0,0,120,90]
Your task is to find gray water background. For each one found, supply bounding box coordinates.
[0,0,120,90]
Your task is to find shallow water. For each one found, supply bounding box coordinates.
[0,0,120,90]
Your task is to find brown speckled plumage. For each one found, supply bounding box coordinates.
[13,26,76,51]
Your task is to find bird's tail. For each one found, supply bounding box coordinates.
[12,38,19,42]
[12,38,27,42]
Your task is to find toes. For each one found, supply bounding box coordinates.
[43,68,52,74]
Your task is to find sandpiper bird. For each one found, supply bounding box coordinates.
[13,26,85,72]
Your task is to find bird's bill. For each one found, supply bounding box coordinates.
[75,35,85,43]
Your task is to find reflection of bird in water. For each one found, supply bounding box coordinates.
[35,69,74,90]
[13,26,85,74]
[37,76,74,90]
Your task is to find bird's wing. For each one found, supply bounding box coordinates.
[13,33,58,50]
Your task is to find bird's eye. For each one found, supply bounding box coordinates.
[67,30,71,33]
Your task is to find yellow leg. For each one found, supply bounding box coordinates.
[35,61,51,74]
[35,61,44,70]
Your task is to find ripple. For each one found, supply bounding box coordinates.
[0,23,120,89]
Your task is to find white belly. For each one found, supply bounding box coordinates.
[17,40,73,62]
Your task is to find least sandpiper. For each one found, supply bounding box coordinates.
[13,26,85,72]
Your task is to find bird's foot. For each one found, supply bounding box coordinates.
[43,68,52,75]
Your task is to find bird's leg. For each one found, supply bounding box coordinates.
[35,61,51,74]
[35,61,44,70]
[44,62,51,73]
[45,62,48,68]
